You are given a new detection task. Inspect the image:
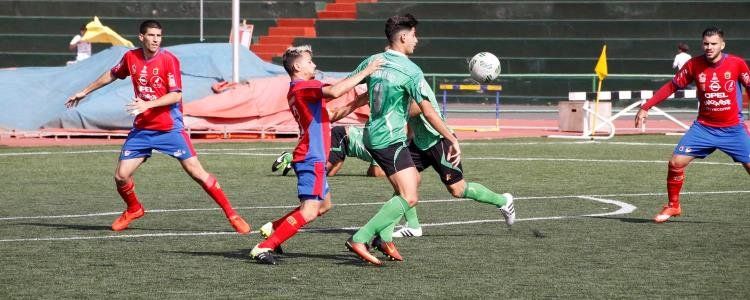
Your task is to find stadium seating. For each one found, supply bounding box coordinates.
[2,0,749,103]
[0,0,318,68]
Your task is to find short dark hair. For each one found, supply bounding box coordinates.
[677,42,689,52]
[385,14,418,44]
[702,27,724,39]
[139,20,162,34]
[79,25,87,31]
[282,45,312,76]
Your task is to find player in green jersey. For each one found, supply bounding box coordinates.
[341,14,461,266]
[390,91,516,238]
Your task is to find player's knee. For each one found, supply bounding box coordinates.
[401,194,418,207]
[448,186,464,198]
[113,174,130,185]
[668,160,687,171]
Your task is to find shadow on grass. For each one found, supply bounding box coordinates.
[167,249,367,265]
[16,222,198,232]
[17,222,114,231]
[589,216,716,224]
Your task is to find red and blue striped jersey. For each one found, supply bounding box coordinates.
[287,80,331,163]
[111,48,183,131]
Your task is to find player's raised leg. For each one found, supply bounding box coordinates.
[180,156,250,234]
[449,181,515,226]
[111,157,147,231]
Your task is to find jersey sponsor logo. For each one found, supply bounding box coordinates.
[704,92,728,99]
[704,99,731,106]
[724,71,731,80]
[138,85,155,93]
[724,80,735,92]
[709,73,721,91]
[138,75,148,86]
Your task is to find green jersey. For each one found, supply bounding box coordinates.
[352,50,426,150]
[345,126,377,165]
[407,82,446,151]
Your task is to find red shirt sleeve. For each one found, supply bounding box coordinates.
[110,53,130,79]
[166,53,182,93]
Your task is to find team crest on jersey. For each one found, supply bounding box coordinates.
[698,73,706,83]
[153,68,159,75]
[150,76,164,89]
[709,73,721,92]
[724,80,735,92]
[724,71,731,80]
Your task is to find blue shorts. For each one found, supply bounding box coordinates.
[674,121,750,163]
[293,161,329,200]
[120,128,197,161]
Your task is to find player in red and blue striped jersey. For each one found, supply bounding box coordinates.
[250,45,382,264]
[66,20,250,234]
[636,27,750,223]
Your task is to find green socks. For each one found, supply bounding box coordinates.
[352,195,409,243]
[403,206,421,229]
[464,182,507,207]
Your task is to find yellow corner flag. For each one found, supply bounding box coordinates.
[594,45,608,81]
[82,16,135,48]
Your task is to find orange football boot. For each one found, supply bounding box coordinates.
[372,236,403,261]
[653,205,681,223]
[346,238,382,266]
[111,207,145,231]
[228,215,251,234]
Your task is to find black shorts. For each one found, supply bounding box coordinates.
[328,126,348,165]
[409,138,464,185]
[367,142,415,177]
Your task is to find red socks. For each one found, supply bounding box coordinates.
[260,210,307,250]
[667,164,685,208]
[199,174,237,218]
[116,180,142,213]
[272,207,300,229]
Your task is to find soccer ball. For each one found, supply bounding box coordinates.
[469,52,501,82]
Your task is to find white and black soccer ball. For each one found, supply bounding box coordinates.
[469,52,501,82]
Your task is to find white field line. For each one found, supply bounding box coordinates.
[2,190,748,243]
[0,141,676,157]
[2,190,746,222]
[464,157,738,166]
[0,195,630,243]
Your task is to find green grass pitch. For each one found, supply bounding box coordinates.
[1,135,748,298]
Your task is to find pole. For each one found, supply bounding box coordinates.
[231,0,239,83]
[591,79,603,139]
[495,90,500,130]
[442,89,447,118]
[199,0,205,42]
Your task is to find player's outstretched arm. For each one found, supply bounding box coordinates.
[329,93,369,123]
[65,71,116,108]
[635,81,677,127]
[322,58,383,99]
[417,99,461,166]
